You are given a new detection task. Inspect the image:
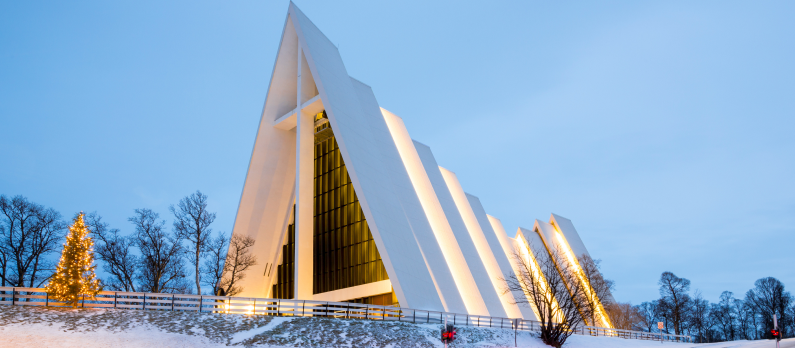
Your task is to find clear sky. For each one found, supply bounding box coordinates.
[1,1,793,304]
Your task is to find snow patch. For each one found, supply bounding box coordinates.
[229,317,294,344]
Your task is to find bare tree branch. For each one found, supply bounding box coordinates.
[745,277,792,339]
[502,243,591,348]
[605,302,641,330]
[0,195,65,287]
[170,190,216,294]
[658,271,692,335]
[220,234,256,296]
[129,208,188,293]
[201,232,227,295]
[578,254,615,327]
[85,212,139,291]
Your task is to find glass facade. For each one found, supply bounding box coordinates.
[271,207,295,299]
[272,112,393,303]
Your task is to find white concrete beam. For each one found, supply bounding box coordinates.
[382,108,490,316]
[293,47,314,300]
[274,94,322,130]
[312,280,393,303]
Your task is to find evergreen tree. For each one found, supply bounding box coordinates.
[45,212,101,307]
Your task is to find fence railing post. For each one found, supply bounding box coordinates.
[24,287,690,343]
[0,285,696,344]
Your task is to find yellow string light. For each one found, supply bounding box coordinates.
[44,212,102,308]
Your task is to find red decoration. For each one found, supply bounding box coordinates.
[441,324,457,343]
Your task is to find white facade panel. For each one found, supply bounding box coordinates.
[438,168,523,317]
[347,78,467,314]
[288,3,465,312]
[487,216,540,320]
[231,4,610,323]
[548,214,614,325]
[463,194,528,319]
[382,110,489,315]
[550,214,591,263]
[410,140,510,317]
[230,16,300,298]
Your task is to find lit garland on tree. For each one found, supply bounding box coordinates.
[45,212,101,308]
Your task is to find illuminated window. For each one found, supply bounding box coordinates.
[272,111,389,299]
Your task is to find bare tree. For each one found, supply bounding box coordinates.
[605,302,641,330]
[658,271,692,335]
[749,305,761,340]
[170,191,216,294]
[704,305,721,342]
[0,223,6,287]
[734,298,753,340]
[745,277,792,339]
[219,234,257,296]
[85,212,138,291]
[689,291,711,342]
[0,195,65,287]
[578,254,615,327]
[201,232,228,295]
[636,300,661,332]
[503,244,591,348]
[712,291,737,341]
[129,209,187,293]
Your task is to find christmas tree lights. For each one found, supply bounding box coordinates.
[45,212,102,308]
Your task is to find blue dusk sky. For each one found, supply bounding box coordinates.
[1,1,793,304]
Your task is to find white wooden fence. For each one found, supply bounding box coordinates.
[0,286,691,343]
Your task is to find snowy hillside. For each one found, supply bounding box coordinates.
[0,305,715,347]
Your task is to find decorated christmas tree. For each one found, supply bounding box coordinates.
[45,212,101,308]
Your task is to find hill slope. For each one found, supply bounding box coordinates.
[0,305,698,347]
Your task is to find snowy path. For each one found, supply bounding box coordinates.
[0,305,704,347]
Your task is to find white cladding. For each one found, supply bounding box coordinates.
[487,216,540,321]
[230,2,612,325]
[411,139,506,317]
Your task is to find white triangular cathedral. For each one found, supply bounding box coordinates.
[230,2,613,325]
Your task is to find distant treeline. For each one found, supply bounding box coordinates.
[0,192,256,296]
[606,272,792,343]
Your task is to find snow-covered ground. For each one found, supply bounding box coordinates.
[694,339,795,348]
[0,305,784,347]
